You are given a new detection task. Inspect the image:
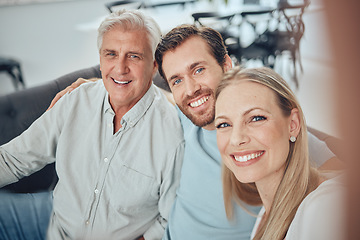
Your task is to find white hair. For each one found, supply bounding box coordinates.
[97,9,161,58]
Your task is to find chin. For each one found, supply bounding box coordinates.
[191,118,214,128]
[187,111,214,127]
[231,169,257,184]
[236,177,254,184]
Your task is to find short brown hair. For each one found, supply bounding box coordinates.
[155,24,228,80]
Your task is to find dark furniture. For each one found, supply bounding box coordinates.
[0,57,25,91]
[105,0,197,12]
[0,65,101,193]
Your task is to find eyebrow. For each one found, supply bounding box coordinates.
[168,61,203,82]
[243,107,263,116]
[128,51,144,57]
[102,49,115,54]
[215,107,267,121]
[101,49,144,57]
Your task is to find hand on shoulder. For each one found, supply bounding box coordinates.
[47,77,100,110]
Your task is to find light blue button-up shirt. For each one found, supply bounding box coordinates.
[0,81,185,240]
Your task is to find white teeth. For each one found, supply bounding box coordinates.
[234,152,264,162]
[113,79,131,84]
[190,96,209,108]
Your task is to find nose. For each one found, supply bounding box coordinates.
[185,77,201,97]
[114,57,129,75]
[229,125,250,146]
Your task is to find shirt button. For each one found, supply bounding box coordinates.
[85,220,89,225]
[108,123,111,128]
[104,158,108,163]
[94,189,99,194]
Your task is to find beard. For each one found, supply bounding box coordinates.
[177,88,215,128]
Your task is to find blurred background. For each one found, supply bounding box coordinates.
[0,0,338,137]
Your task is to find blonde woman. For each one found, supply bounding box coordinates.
[214,67,345,239]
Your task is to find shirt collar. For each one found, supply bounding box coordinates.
[104,84,155,128]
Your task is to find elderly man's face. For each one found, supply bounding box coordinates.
[100,26,156,112]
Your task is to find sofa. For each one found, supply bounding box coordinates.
[0,65,102,193]
[0,65,341,193]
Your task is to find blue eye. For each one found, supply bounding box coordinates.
[216,122,231,129]
[129,54,140,59]
[195,67,204,74]
[173,79,182,86]
[251,116,266,122]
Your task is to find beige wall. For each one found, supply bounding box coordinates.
[323,1,360,239]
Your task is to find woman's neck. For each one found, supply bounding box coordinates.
[255,168,285,213]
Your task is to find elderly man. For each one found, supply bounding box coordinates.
[0,10,184,240]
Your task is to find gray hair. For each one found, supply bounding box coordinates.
[97,9,161,58]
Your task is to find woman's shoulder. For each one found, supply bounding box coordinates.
[286,175,345,240]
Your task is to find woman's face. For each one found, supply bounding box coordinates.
[215,80,299,186]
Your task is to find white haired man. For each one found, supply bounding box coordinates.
[0,10,184,240]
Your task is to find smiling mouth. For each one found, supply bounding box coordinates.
[112,78,132,85]
[233,151,264,162]
[189,96,209,108]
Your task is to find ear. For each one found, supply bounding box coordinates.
[289,108,301,138]
[152,60,158,77]
[99,57,102,72]
[223,54,233,72]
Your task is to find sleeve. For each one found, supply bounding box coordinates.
[307,131,336,168]
[143,141,185,240]
[286,178,346,240]
[0,93,69,187]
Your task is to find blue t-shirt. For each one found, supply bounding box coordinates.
[163,109,260,240]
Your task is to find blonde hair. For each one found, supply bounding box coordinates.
[216,66,319,239]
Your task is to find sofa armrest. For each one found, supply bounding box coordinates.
[0,65,101,193]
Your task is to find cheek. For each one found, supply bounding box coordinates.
[257,122,285,143]
[209,69,224,87]
[171,88,183,103]
[100,60,111,75]
[258,125,290,158]
[216,132,229,156]
[141,62,155,76]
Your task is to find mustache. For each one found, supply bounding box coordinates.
[183,88,213,104]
